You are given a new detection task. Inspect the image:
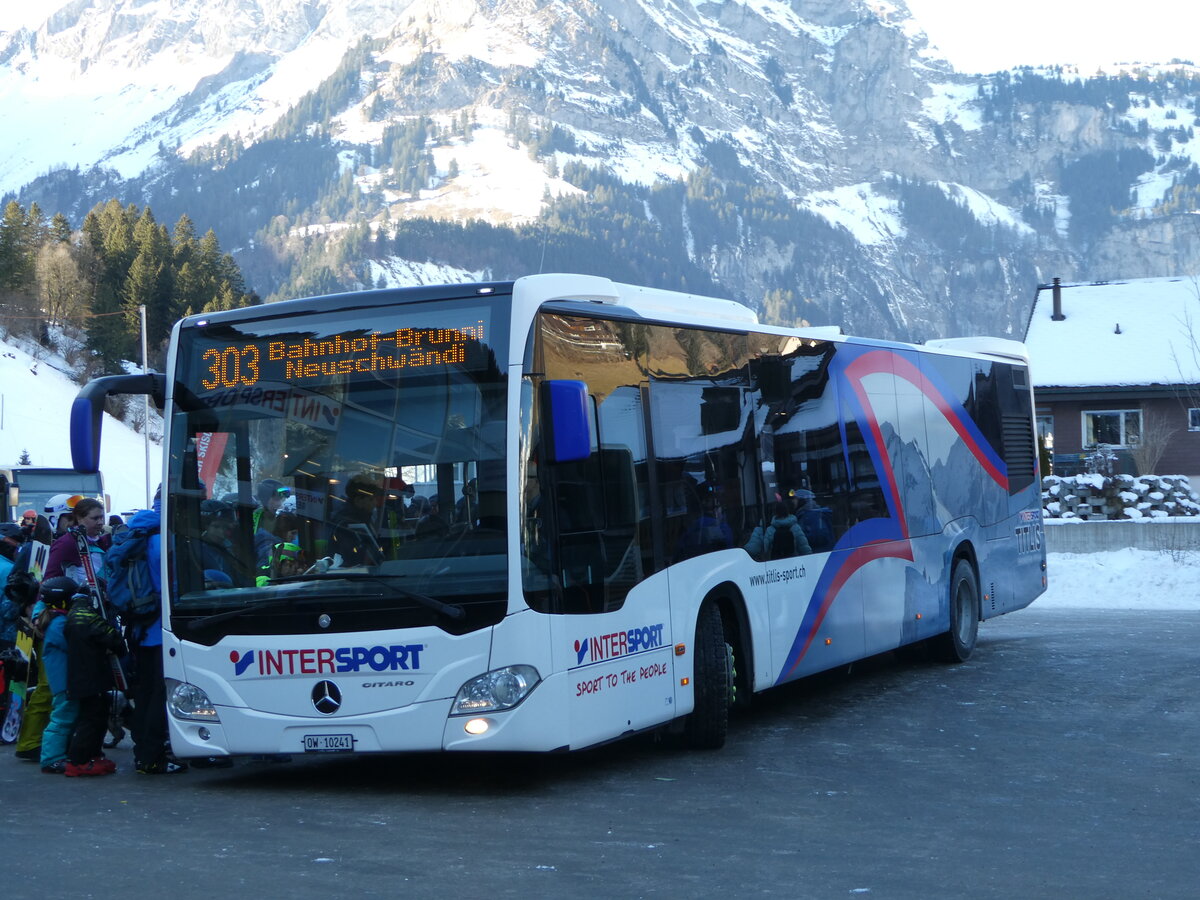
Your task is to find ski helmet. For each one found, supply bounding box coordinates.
[40,576,83,608]
[43,493,83,530]
[200,499,236,522]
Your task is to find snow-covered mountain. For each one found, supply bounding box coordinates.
[0,0,951,204]
[4,0,1200,342]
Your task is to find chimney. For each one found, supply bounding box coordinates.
[1051,277,1065,321]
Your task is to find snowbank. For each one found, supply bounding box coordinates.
[1037,549,1200,610]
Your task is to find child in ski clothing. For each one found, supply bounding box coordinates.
[35,577,82,774]
[44,498,111,582]
[64,591,125,776]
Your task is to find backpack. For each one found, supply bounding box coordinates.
[102,527,160,624]
[768,524,794,560]
[799,506,834,552]
[4,568,38,608]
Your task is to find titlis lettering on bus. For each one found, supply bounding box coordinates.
[573,623,665,666]
[229,645,424,678]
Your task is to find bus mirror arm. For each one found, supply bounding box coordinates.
[70,373,167,474]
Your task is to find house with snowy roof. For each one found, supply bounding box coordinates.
[1024,276,1200,482]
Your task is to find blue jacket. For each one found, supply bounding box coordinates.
[42,610,69,695]
[125,505,164,648]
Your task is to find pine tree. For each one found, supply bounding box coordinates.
[127,207,175,348]
[49,213,73,244]
[0,200,34,292]
[83,200,138,367]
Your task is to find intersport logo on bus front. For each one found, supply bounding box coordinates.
[229,645,424,678]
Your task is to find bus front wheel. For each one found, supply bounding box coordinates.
[931,558,979,663]
[684,602,730,750]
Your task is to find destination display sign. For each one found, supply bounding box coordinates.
[196,318,489,392]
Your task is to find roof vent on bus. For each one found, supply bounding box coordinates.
[516,274,759,326]
[924,336,1030,363]
[616,285,759,326]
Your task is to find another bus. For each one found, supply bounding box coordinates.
[1,466,107,524]
[69,274,1046,756]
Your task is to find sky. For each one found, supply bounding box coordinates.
[905,0,1200,74]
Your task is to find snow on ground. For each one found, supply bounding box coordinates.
[1038,549,1200,610]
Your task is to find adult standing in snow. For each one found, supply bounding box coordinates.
[44,498,111,582]
[0,523,23,623]
[0,522,27,732]
[119,492,188,775]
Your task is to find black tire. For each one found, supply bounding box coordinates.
[931,558,980,663]
[684,602,730,750]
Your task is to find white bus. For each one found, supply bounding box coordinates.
[70,274,1046,756]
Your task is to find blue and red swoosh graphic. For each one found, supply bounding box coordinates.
[774,346,1006,684]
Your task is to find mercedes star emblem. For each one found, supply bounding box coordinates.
[311,680,342,715]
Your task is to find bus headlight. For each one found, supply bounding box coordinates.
[450,665,540,715]
[166,678,221,722]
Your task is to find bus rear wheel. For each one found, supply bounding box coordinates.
[684,602,730,750]
[930,558,979,663]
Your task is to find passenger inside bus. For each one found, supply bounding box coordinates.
[195,500,252,586]
[328,474,384,567]
[674,481,733,561]
[413,495,449,539]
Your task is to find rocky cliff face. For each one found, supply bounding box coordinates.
[3,0,1199,342]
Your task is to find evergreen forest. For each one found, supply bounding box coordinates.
[0,198,257,373]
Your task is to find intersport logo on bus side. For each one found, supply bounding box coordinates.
[230,645,424,678]
[573,624,665,666]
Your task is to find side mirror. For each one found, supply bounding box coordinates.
[70,373,167,473]
[541,380,592,464]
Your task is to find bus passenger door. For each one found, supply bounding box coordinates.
[539,380,675,749]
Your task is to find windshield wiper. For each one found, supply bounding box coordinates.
[186,597,294,631]
[269,573,467,623]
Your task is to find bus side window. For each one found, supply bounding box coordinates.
[759,341,849,552]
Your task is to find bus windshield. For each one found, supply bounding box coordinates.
[4,468,105,522]
[166,296,510,640]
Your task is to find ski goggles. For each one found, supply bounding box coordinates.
[272,542,301,562]
[45,494,86,514]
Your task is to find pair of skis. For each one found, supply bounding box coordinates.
[70,527,129,693]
